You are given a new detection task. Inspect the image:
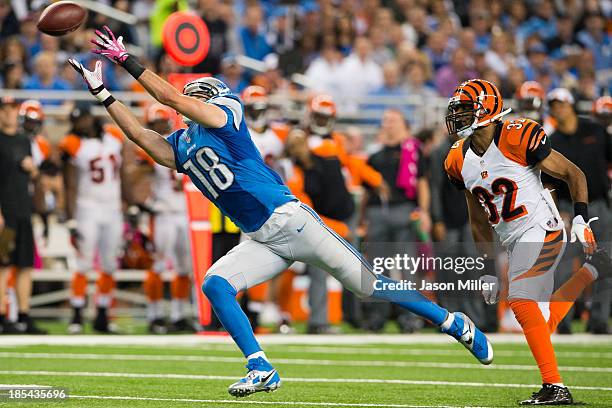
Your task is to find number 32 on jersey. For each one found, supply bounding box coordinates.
[472,177,528,224]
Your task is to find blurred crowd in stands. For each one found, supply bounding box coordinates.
[0,0,609,106]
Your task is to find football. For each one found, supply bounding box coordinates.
[37,1,87,37]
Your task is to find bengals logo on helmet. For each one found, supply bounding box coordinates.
[19,100,44,121]
[446,79,511,138]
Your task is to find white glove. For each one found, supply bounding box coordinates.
[570,215,598,253]
[479,275,499,305]
[68,59,113,104]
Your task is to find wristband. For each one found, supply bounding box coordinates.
[574,202,588,220]
[482,258,496,276]
[90,85,116,107]
[122,55,145,79]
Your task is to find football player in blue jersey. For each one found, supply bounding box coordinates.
[68,26,494,397]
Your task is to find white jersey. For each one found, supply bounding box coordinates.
[137,150,186,213]
[248,125,284,163]
[60,130,123,212]
[445,118,561,246]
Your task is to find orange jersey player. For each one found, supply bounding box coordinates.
[59,108,125,335]
[444,79,611,405]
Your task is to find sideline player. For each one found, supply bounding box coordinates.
[59,108,125,334]
[444,79,611,405]
[69,26,493,397]
[136,103,193,333]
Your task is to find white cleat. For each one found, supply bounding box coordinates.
[228,357,281,398]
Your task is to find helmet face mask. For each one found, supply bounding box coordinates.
[183,77,230,102]
[446,101,477,138]
[310,112,335,136]
[244,102,268,129]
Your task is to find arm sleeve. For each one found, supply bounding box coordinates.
[166,129,185,173]
[525,123,551,166]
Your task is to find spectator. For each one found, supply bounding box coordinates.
[304,44,343,95]
[336,36,383,114]
[362,108,430,333]
[0,96,46,334]
[517,0,557,42]
[469,10,491,49]
[405,63,439,131]
[400,6,429,48]
[520,42,550,81]
[239,5,273,61]
[424,31,451,72]
[24,52,72,105]
[0,36,26,68]
[0,0,18,40]
[545,14,581,56]
[369,25,394,66]
[18,15,39,60]
[195,0,231,75]
[217,54,249,95]
[458,28,477,55]
[543,88,611,334]
[576,12,610,71]
[484,31,516,78]
[1,62,23,89]
[435,47,477,97]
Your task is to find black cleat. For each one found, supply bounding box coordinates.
[15,318,48,335]
[585,248,612,280]
[520,384,573,405]
[148,319,168,334]
[167,318,196,333]
[92,308,119,334]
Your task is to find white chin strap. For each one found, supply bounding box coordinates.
[458,107,512,138]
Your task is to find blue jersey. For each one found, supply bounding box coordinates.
[167,95,296,232]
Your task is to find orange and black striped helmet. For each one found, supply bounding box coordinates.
[242,85,269,128]
[593,95,612,124]
[446,79,511,137]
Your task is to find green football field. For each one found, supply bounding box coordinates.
[0,335,610,407]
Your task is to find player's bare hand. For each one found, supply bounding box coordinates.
[0,211,4,232]
[91,25,129,64]
[21,156,37,176]
[419,211,432,235]
[570,215,598,254]
[433,222,447,242]
[479,275,499,305]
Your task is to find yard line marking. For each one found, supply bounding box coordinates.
[1,370,611,391]
[1,352,610,373]
[195,344,612,360]
[0,333,610,346]
[68,394,459,408]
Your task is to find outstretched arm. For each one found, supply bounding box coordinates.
[68,59,176,169]
[91,26,226,128]
[537,149,596,251]
[537,149,588,208]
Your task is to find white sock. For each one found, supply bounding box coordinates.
[170,299,186,322]
[553,383,565,387]
[246,351,268,362]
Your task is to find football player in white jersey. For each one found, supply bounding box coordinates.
[241,86,287,167]
[136,103,193,334]
[444,79,611,405]
[59,107,125,334]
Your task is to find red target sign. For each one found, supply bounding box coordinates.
[162,12,210,66]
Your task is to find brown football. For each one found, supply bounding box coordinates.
[37,1,87,37]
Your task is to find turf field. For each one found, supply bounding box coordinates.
[0,334,610,407]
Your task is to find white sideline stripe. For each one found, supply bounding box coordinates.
[1,352,610,373]
[0,333,611,346]
[69,394,459,408]
[198,344,612,360]
[1,370,611,392]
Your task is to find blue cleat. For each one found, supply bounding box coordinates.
[441,312,493,365]
[228,357,281,397]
